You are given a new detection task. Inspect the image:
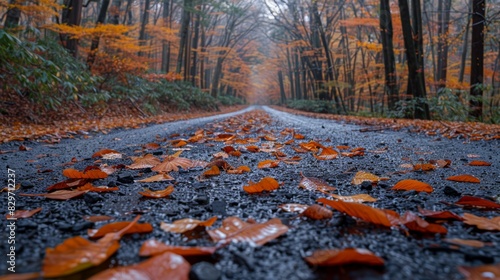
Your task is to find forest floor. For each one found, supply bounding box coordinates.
[0,106,499,280]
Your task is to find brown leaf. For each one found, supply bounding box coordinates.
[417,207,464,221]
[399,211,447,234]
[77,183,119,192]
[446,174,480,183]
[278,203,309,213]
[444,238,486,248]
[222,146,236,153]
[88,252,190,280]
[299,141,323,152]
[206,159,232,170]
[468,160,492,166]
[127,154,161,169]
[88,221,153,238]
[92,149,120,158]
[152,155,206,172]
[304,248,384,266]
[392,179,433,193]
[160,217,217,234]
[5,208,42,219]
[47,178,89,191]
[330,194,377,203]
[317,198,392,227]
[20,190,86,200]
[43,216,141,278]
[243,177,280,194]
[246,145,260,152]
[207,217,288,246]
[313,147,339,160]
[139,185,175,198]
[455,196,500,209]
[458,264,500,280]
[62,168,108,179]
[413,163,436,171]
[139,239,216,257]
[257,159,280,169]
[143,142,161,150]
[299,173,336,194]
[302,204,333,220]
[135,173,175,183]
[83,215,113,223]
[226,165,251,174]
[351,171,380,185]
[203,165,221,177]
[462,213,500,231]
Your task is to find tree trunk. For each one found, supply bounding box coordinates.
[278,70,286,104]
[190,11,201,86]
[436,0,451,92]
[108,0,121,24]
[4,0,21,29]
[380,0,399,111]
[176,0,191,73]
[161,0,171,73]
[138,0,151,57]
[469,0,485,119]
[87,0,111,68]
[62,0,83,57]
[458,6,471,83]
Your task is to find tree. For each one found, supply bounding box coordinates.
[469,0,485,119]
[380,0,398,111]
[61,0,84,56]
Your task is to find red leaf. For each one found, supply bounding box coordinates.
[317,198,392,227]
[468,160,491,166]
[47,179,89,191]
[399,211,447,234]
[304,248,384,266]
[455,196,500,209]
[62,168,108,179]
[392,179,433,193]
[139,239,216,257]
[88,221,153,238]
[446,174,480,183]
[20,190,86,200]
[417,207,464,221]
[5,208,42,219]
[302,204,333,220]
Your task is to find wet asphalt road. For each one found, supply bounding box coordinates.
[0,106,499,280]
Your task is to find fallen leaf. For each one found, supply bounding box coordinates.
[278,203,309,213]
[92,149,120,158]
[243,177,280,194]
[227,166,251,174]
[207,217,288,246]
[435,159,452,168]
[42,216,141,278]
[88,252,190,280]
[299,173,336,194]
[455,196,500,209]
[77,183,119,192]
[446,174,480,183]
[417,207,464,221]
[317,198,392,227]
[160,217,217,234]
[88,220,153,238]
[62,168,108,179]
[5,208,42,219]
[127,154,161,169]
[299,141,323,152]
[246,145,260,152]
[302,204,333,220]
[139,185,175,198]
[215,133,235,141]
[257,159,280,169]
[19,144,31,151]
[458,264,500,280]
[462,213,500,231]
[399,211,447,234]
[314,147,339,160]
[203,165,221,177]
[83,215,113,222]
[153,156,206,172]
[392,179,433,193]
[330,194,377,203]
[351,171,380,185]
[222,146,236,153]
[136,173,175,183]
[304,248,384,266]
[413,163,436,171]
[47,178,89,191]
[20,190,86,200]
[444,238,486,248]
[139,239,216,257]
[144,142,161,150]
[468,160,492,166]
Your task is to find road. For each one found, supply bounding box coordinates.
[1,106,499,279]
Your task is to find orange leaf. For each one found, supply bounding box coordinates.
[458,264,500,280]
[351,171,380,185]
[462,213,500,231]
[5,207,42,219]
[203,165,221,177]
[417,207,463,221]
[299,173,336,194]
[314,147,339,160]
[135,173,175,183]
[139,239,216,257]
[77,183,118,192]
[243,177,280,194]
[318,198,392,227]
[160,216,217,234]
[20,190,86,200]
[143,142,161,150]
[302,204,333,220]
[399,211,447,234]
[468,160,491,166]
[413,163,436,171]
[127,154,161,169]
[88,252,190,280]
[139,185,175,198]
[455,196,500,209]
[152,156,206,173]
[83,215,113,222]
[171,140,187,148]
[444,238,486,248]
[304,248,384,266]
[246,145,260,152]
[88,221,153,238]
[278,203,309,213]
[91,149,120,158]
[227,165,251,174]
[229,150,242,157]
[62,168,108,179]
[207,217,288,246]
[330,194,377,203]
[43,216,141,278]
[299,141,323,152]
[446,174,480,183]
[47,178,89,191]
[257,159,280,169]
[222,146,236,153]
[215,133,235,141]
[392,179,433,193]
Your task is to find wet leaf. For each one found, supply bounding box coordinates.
[5,207,42,219]
[351,171,380,185]
[304,248,384,266]
[207,217,288,246]
[417,207,463,221]
[203,165,221,177]
[446,174,480,183]
[222,146,236,153]
[299,141,323,152]
[314,147,339,160]
[88,252,190,280]
[413,163,436,171]
[42,216,141,278]
[227,165,251,174]
[127,154,161,169]
[392,179,433,193]
[278,203,309,213]
[77,183,118,192]
[399,211,447,234]
[152,155,206,172]
[243,177,280,194]
[458,264,500,280]
[160,217,217,234]
[257,159,280,169]
[330,194,377,203]
[20,190,86,200]
[317,198,392,227]
[47,178,89,191]
[144,142,161,150]
[139,239,216,257]
[462,213,500,231]
[455,196,500,209]
[299,173,336,194]
[92,149,121,158]
[88,221,153,238]
[246,145,260,152]
[83,215,113,222]
[62,168,108,179]
[135,173,175,183]
[444,238,486,248]
[139,185,175,198]
[302,204,333,220]
[468,160,491,166]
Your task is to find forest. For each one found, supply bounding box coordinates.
[1,0,499,123]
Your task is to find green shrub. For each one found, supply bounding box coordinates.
[286,99,336,114]
[217,95,245,106]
